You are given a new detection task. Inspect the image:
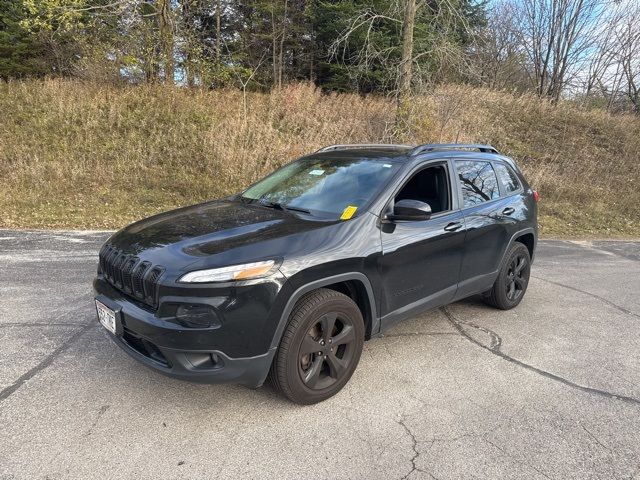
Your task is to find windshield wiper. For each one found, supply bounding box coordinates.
[282,204,311,214]
[256,199,283,210]
[257,200,311,215]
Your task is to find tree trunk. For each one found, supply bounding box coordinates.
[309,24,315,82]
[186,56,194,87]
[272,8,278,87]
[143,34,157,83]
[277,0,289,89]
[157,0,174,84]
[182,0,194,87]
[628,80,640,115]
[396,0,416,130]
[216,0,221,64]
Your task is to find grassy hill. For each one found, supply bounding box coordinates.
[1,79,638,236]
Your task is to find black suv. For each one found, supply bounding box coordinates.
[94,143,538,404]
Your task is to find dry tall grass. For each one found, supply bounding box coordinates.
[1,79,639,236]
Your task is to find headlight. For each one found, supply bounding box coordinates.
[178,260,278,283]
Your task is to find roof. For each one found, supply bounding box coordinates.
[313,144,414,159]
[311,143,520,170]
[315,143,499,157]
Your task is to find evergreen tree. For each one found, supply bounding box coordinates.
[0,0,46,78]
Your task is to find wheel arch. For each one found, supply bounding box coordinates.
[513,231,535,260]
[268,272,378,351]
[500,227,537,268]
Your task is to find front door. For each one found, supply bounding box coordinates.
[377,162,466,329]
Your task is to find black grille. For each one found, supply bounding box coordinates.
[99,244,164,309]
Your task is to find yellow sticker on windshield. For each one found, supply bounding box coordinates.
[340,205,358,220]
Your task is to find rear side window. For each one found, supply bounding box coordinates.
[494,162,521,193]
[456,160,500,207]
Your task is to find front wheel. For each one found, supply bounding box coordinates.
[484,242,531,310]
[269,288,364,404]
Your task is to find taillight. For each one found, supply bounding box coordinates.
[533,190,540,202]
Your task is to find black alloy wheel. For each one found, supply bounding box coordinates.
[484,242,531,310]
[270,288,364,404]
[298,312,357,390]
[505,252,529,302]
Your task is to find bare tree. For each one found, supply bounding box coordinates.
[397,0,417,109]
[277,0,289,88]
[511,0,604,101]
[216,0,222,64]
[330,0,473,128]
[583,23,617,98]
[156,0,175,83]
[467,2,530,90]
[615,1,640,113]
[268,0,289,89]
[329,6,402,91]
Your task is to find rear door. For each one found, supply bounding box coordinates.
[453,158,524,299]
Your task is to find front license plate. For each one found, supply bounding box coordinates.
[96,300,117,335]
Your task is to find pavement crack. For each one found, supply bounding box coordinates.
[398,417,421,480]
[482,437,553,479]
[82,405,110,438]
[381,332,458,339]
[0,322,94,403]
[580,424,611,452]
[454,319,502,351]
[0,322,84,328]
[440,306,640,407]
[531,275,640,319]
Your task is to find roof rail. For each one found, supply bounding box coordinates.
[316,144,414,153]
[410,143,499,156]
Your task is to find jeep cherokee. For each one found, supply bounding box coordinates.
[94,143,538,404]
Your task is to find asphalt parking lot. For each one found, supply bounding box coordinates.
[1,230,639,479]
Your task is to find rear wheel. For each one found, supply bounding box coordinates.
[270,288,364,404]
[484,242,531,310]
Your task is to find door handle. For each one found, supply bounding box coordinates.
[444,222,463,232]
[501,207,515,216]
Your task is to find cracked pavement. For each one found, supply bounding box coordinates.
[1,231,639,479]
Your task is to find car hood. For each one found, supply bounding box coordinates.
[107,199,334,267]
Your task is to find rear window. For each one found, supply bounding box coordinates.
[456,160,500,207]
[494,162,521,193]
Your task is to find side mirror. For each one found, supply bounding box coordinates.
[387,199,432,222]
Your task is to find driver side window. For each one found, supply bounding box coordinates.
[394,165,451,214]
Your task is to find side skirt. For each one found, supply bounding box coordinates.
[452,270,499,301]
[378,285,457,334]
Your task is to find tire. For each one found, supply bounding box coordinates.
[269,288,365,404]
[484,242,531,310]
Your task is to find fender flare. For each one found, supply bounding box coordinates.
[268,272,378,351]
[500,227,537,268]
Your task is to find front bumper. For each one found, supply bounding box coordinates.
[93,277,281,388]
[105,321,275,387]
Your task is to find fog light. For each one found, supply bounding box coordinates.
[185,352,224,369]
[175,304,221,328]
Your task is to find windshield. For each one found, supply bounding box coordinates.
[241,156,401,219]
